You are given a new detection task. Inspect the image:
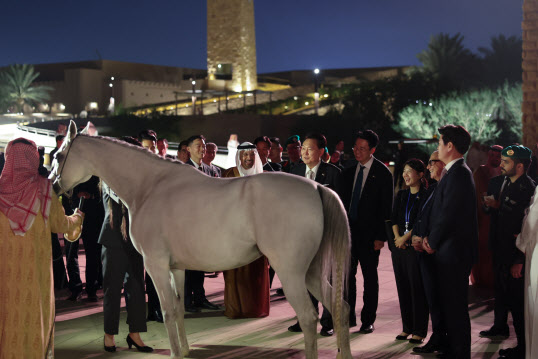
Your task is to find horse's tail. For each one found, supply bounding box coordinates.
[317,185,351,359]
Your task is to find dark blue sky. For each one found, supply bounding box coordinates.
[0,0,523,73]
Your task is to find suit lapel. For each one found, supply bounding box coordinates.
[315,163,327,183]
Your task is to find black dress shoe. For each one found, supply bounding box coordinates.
[198,300,221,310]
[276,288,285,296]
[147,310,164,323]
[67,291,82,302]
[395,334,409,340]
[413,340,441,353]
[288,322,302,332]
[87,293,99,302]
[409,337,424,344]
[126,335,153,352]
[359,324,374,334]
[320,327,334,337]
[185,304,201,313]
[499,346,524,358]
[104,337,116,352]
[479,325,509,338]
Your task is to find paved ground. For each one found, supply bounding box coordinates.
[53,248,516,358]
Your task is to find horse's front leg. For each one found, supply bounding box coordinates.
[171,269,189,357]
[145,262,183,359]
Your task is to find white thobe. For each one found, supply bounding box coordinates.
[516,186,538,359]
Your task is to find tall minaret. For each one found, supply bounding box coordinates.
[207,0,257,92]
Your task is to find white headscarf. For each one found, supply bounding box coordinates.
[236,142,264,177]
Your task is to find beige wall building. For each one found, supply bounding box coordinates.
[32,60,206,115]
[207,0,258,92]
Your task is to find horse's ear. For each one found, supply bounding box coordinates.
[67,120,77,141]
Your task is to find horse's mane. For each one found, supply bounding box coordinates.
[79,134,184,165]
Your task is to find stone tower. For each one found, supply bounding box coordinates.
[207,0,257,92]
[523,0,538,147]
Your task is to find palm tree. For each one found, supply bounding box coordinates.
[416,33,480,94]
[0,64,52,113]
[479,34,522,87]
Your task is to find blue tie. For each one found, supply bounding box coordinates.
[349,165,365,222]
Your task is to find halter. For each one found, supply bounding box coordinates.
[52,135,77,197]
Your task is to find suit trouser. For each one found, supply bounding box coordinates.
[102,245,147,334]
[418,253,446,341]
[185,270,206,306]
[145,273,161,314]
[51,233,67,290]
[493,260,525,347]
[492,258,510,329]
[435,257,472,359]
[82,225,103,295]
[348,245,380,326]
[391,248,429,337]
[64,238,83,294]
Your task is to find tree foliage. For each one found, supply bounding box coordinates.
[394,83,522,148]
[479,35,522,87]
[0,64,52,113]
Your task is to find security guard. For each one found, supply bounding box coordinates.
[280,135,303,173]
[481,145,536,359]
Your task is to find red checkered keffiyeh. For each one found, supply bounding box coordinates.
[0,138,52,236]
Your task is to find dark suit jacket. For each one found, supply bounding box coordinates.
[263,162,282,172]
[487,174,536,265]
[98,183,135,249]
[342,157,393,251]
[291,161,343,197]
[187,159,217,176]
[428,158,478,265]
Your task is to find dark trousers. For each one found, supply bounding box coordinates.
[391,248,429,337]
[493,260,525,347]
[64,238,83,294]
[102,245,146,334]
[145,273,161,315]
[418,253,445,339]
[51,233,67,290]
[435,257,472,359]
[348,245,380,326]
[81,226,103,295]
[310,294,333,329]
[185,270,206,306]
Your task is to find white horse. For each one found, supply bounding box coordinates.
[50,121,352,359]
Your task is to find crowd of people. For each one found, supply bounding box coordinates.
[1,122,538,359]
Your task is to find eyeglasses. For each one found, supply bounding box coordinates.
[428,159,441,166]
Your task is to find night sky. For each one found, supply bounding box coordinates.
[0,0,523,73]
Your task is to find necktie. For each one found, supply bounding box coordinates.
[307,169,315,180]
[349,165,365,221]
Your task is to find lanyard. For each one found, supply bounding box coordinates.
[405,191,418,232]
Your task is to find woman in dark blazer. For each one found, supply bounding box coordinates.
[100,137,153,353]
[390,158,429,344]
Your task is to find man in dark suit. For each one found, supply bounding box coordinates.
[342,130,393,333]
[184,135,220,312]
[202,142,223,177]
[423,125,478,359]
[281,135,303,173]
[287,133,343,337]
[254,136,282,172]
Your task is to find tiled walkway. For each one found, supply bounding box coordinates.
[53,248,516,358]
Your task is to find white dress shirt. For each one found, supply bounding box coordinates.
[305,161,321,180]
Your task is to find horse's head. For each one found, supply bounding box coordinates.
[49,120,92,196]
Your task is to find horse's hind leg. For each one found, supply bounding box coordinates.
[170,269,189,357]
[280,273,319,359]
[306,258,352,359]
[145,262,183,359]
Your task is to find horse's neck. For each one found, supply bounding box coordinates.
[76,136,161,209]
